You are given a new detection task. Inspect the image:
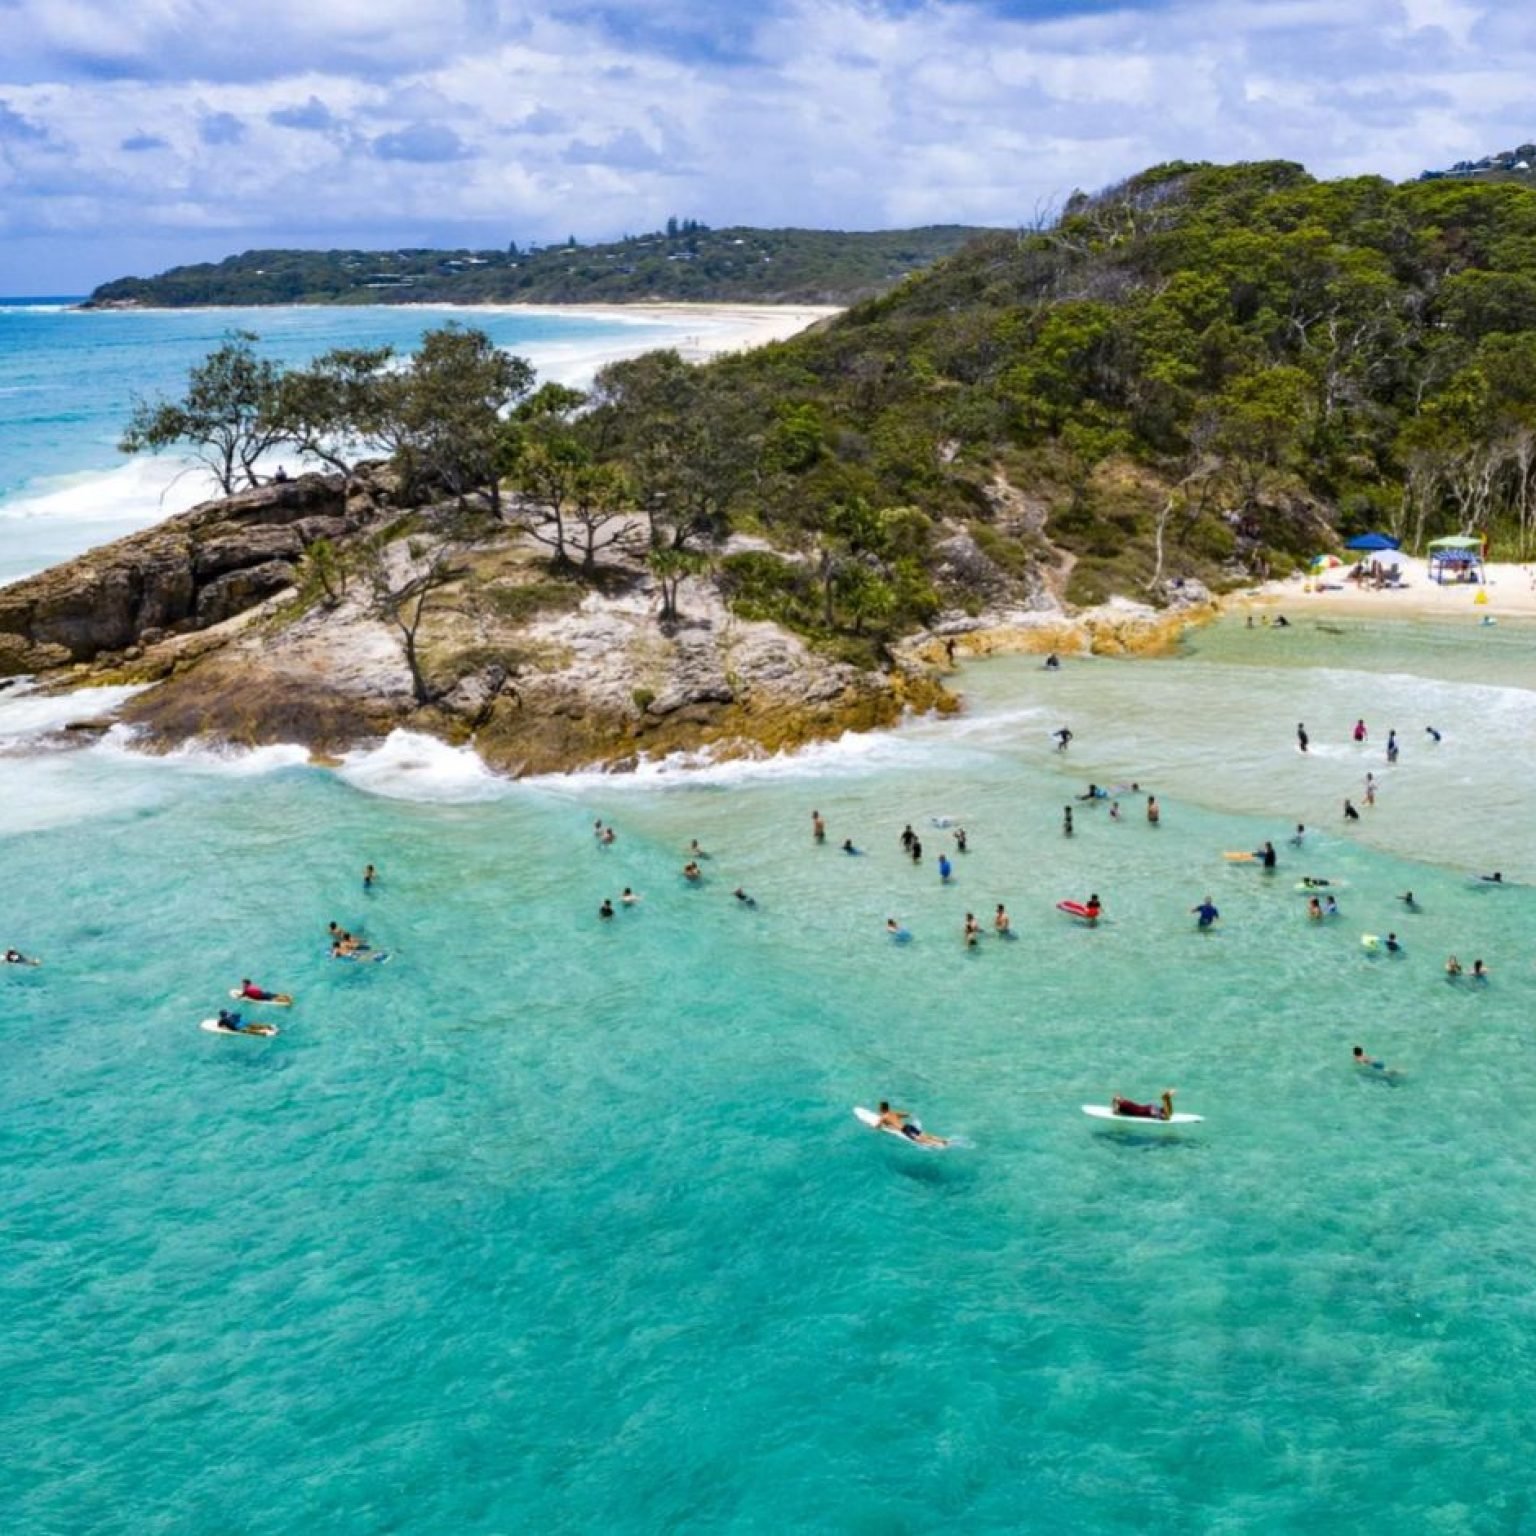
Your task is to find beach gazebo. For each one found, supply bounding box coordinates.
[1426,535,1485,585]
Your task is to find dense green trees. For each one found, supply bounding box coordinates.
[87,225,989,309]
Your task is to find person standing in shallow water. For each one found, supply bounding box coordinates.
[812,809,826,843]
[1146,796,1160,825]
[1297,722,1309,753]
[1063,806,1074,837]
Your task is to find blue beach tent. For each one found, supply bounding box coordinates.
[1345,532,1401,552]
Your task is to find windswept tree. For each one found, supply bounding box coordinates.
[589,350,753,548]
[648,545,710,624]
[120,330,286,495]
[388,325,535,514]
[269,346,397,483]
[504,382,636,572]
[361,525,472,706]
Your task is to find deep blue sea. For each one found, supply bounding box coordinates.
[3,303,1536,1534]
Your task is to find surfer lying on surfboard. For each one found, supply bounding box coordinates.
[235,978,292,1004]
[874,1101,950,1147]
[1111,1090,1176,1121]
[4,948,40,966]
[210,1009,277,1037]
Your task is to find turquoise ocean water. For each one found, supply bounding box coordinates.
[4,303,1536,1531]
[3,616,1535,1533]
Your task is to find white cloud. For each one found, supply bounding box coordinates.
[0,0,1530,289]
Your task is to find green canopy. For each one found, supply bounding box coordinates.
[1427,536,1482,550]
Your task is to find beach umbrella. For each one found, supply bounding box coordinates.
[1309,554,1342,571]
[1345,532,1401,552]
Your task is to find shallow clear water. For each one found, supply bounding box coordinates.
[3,616,1535,1532]
[0,300,687,583]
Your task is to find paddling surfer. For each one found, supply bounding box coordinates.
[874,1101,949,1147]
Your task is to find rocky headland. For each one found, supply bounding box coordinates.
[0,472,1213,774]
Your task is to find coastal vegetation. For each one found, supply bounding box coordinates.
[85,224,990,308]
[121,160,1536,661]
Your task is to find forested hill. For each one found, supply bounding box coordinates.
[83,224,991,308]
[606,158,1536,614]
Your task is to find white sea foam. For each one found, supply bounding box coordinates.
[0,456,215,526]
[336,730,510,802]
[0,683,147,746]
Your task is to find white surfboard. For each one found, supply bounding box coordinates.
[854,1106,947,1149]
[201,1018,279,1038]
[1082,1104,1203,1126]
[229,988,292,1005]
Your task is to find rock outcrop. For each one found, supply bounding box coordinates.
[0,473,380,676]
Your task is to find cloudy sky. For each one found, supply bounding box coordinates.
[0,0,1530,292]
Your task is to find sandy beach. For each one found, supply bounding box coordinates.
[1237,553,1536,621]
[452,301,842,363]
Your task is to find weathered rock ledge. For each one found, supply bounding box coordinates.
[0,485,955,776]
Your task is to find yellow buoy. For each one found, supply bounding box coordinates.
[1474,589,1488,605]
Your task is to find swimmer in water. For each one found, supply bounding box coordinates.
[1384,933,1401,953]
[732,887,757,909]
[1343,799,1360,821]
[1290,823,1307,846]
[598,898,614,920]
[688,839,709,859]
[1425,725,1442,743]
[812,809,826,843]
[4,948,39,966]
[600,825,616,846]
[994,904,1012,935]
[1353,718,1368,743]
[682,861,702,882]
[900,824,915,852]
[1076,784,1102,803]
[1147,796,1160,825]
[953,827,968,853]
[1191,897,1219,929]
[1472,958,1489,979]
[326,921,367,955]
[1109,800,1121,821]
[363,863,376,890]
[1307,897,1323,920]
[1044,652,1061,670]
[1398,891,1417,908]
[1324,896,1339,917]
[1297,722,1309,753]
[1364,773,1377,807]
[1386,730,1399,764]
[1476,872,1504,884]
[1445,955,1463,976]
[885,918,906,940]
[1353,1046,1393,1074]
[873,1101,949,1147]
[841,838,861,855]
[963,913,981,947]
[1257,841,1277,869]
[937,854,953,883]
[621,887,639,905]
[1085,894,1102,921]
[1063,806,1074,837]
[910,836,923,863]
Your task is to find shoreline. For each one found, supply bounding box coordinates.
[1232,553,1536,622]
